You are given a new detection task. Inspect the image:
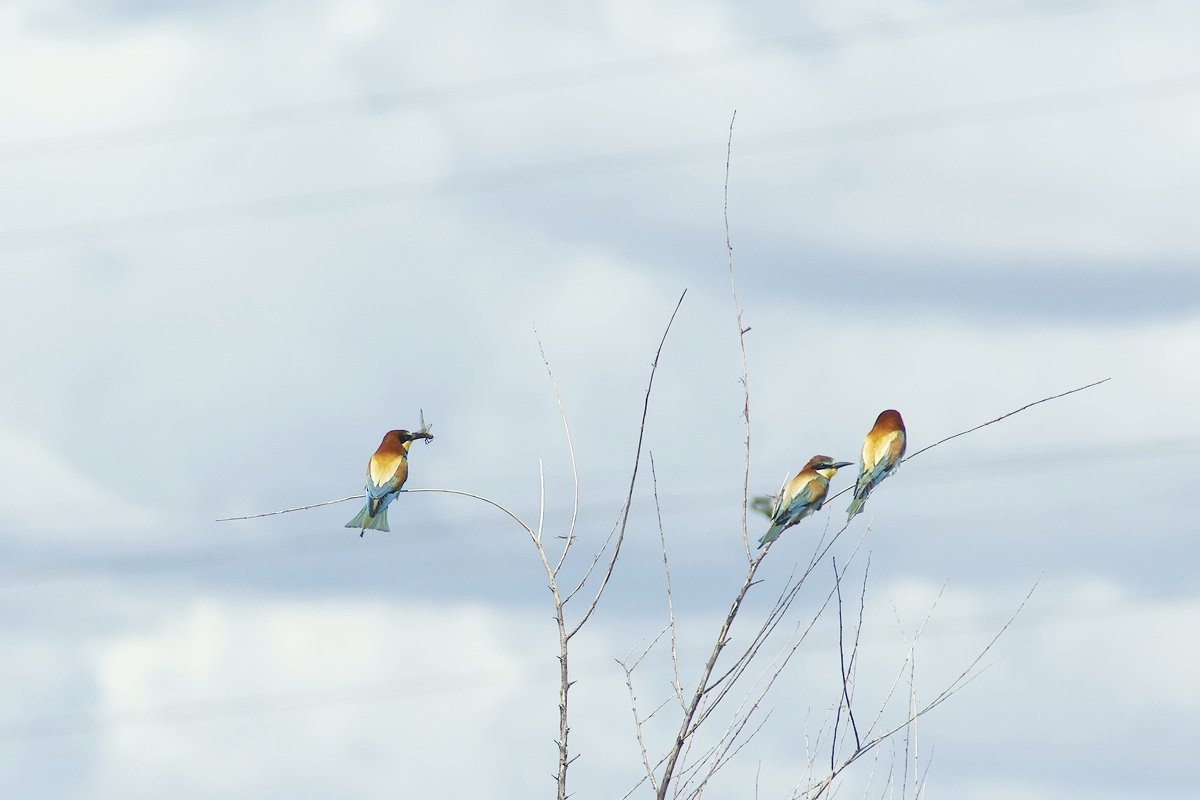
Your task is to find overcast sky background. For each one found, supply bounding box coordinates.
[2,0,1198,797]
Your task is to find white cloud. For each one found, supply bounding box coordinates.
[0,427,160,539]
[1039,578,1200,712]
[0,4,189,140]
[64,590,665,799]
[85,595,559,797]
[0,570,1195,799]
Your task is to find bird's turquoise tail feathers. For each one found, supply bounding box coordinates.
[346,504,391,535]
[846,495,865,521]
[757,523,783,550]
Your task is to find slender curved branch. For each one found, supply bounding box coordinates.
[904,377,1110,463]
[568,289,687,640]
[536,332,581,575]
[831,556,861,762]
[215,494,363,521]
[402,488,537,537]
[807,576,1040,799]
[650,453,686,710]
[723,109,753,561]
[563,513,622,604]
[537,459,547,545]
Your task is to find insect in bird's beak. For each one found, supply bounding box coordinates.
[414,408,434,443]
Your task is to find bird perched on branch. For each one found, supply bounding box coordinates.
[846,409,907,521]
[346,428,432,536]
[758,455,852,549]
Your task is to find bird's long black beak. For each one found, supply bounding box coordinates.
[833,461,854,469]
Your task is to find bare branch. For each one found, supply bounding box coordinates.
[831,556,861,766]
[862,583,947,745]
[807,577,1039,799]
[687,712,772,800]
[537,459,547,546]
[915,746,936,800]
[535,332,581,575]
[650,453,686,710]
[723,109,753,561]
[654,532,857,799]
[618,656,662,795]
[905,378,1110,462]
[902,647,917,800]
[700,520,856,708]
[825,378,1111,508]
[402,488,537,538]
[568,289,687,640]
[215,494,363,521]
[622,624,673,673]
[563,513,623,604]
[656,551,765,799]
[214,483,537,533]
[693,531,869,776]
[908,575,1041,719]
[845,554,871,746]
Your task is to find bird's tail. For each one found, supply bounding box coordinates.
[757,523,783,550]
[846,495,865,521]
[345,504,391,535]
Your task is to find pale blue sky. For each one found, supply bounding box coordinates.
[1,1,1198,798]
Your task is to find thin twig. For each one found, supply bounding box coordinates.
[807,577,1040,799]
[656,548,766,799]
[536,332,581,575]
[846,554,871,745]
[537,458,546,546]
[402,488,536,536]
[908,575,1041,719]
[863,583,947,745]
[618,655,662,795]
[651,453,687,709]
[688,712,772,799]
[904,378,1110,463]
[695,531,868,784]
[831,556,861,767]
[563,513,622,604]
[555,292,685,797]
[915,746,936,800]
[215,494,363,521]
[723,109,753,560]
[513,493,571,800]
[902,644,916,800]
[568,289,687,640]
[825,379,1104,510]
[700,519,855,707]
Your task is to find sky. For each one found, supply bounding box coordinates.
[1,0,1198,797]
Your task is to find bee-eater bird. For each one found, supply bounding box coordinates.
[346,429,422,536]
[758,455,853,549]
[846,409,907,521]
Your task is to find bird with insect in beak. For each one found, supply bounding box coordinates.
[346,428,432,536]
[846,409,907,522]
[758,455,854,549]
